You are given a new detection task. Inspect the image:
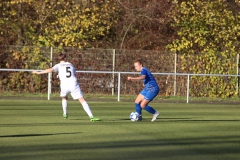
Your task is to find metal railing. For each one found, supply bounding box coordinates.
[1,68,239,103]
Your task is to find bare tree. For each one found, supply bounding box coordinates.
[114,0,174,50]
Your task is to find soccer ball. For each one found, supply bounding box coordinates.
[130,112,139,121]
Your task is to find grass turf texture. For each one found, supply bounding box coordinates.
[0,100,240,160]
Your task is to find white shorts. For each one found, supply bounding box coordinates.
[60,82,83,100]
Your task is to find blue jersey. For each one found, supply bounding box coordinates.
[141,67,159,92]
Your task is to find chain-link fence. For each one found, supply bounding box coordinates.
[0,46,239,103]
[50,48,177,96]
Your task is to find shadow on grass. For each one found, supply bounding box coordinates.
[0,135,240,160]
[120,117,240,122]
[0,132,82,138]
[160,118,240,122]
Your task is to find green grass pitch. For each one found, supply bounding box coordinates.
[0,100,240,160]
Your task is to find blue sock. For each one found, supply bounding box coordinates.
[144,105,156,114]
[135,103,142,115]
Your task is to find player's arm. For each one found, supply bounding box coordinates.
[127,75,146,81]
[32,68,54,75]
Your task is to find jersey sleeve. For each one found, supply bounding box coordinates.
[52,64,59,72]
[141,68,147,76]
[72,65,76,75]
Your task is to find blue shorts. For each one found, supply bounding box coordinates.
[140,87,159,101]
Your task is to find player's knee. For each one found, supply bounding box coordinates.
[140,104,146,108]
[78,97,85,104]
[134,100,140,104]
[62,97,67,100]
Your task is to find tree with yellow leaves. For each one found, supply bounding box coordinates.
[167,0,240,98]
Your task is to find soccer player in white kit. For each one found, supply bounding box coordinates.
[32,53,101,121]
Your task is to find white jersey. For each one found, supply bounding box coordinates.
[53,62,77,84]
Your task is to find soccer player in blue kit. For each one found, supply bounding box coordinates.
[127,58,160,122]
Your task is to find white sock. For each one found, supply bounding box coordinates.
[62,100,68,115]
[82,101,93,118]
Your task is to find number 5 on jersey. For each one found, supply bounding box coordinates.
[66,67,72,78]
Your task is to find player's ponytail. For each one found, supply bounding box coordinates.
[58,52,66,61]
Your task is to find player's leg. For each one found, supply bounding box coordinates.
[134,89,147,120]
[60,83,70,119]
[78,97,93,118]
[134,93,144,117]
[71,84,101,121]
[140,99,156,114]
[78,97,101,121]
[142,91,160,122]
[70,85,93,118]
[62,97,68,119]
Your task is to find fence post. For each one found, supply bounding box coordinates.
[47,47,53,100]
[112,49,116,95]
[174,52,177,96]
[187,74,190,103]
[118,72,121,101]
[236,54,239,94]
